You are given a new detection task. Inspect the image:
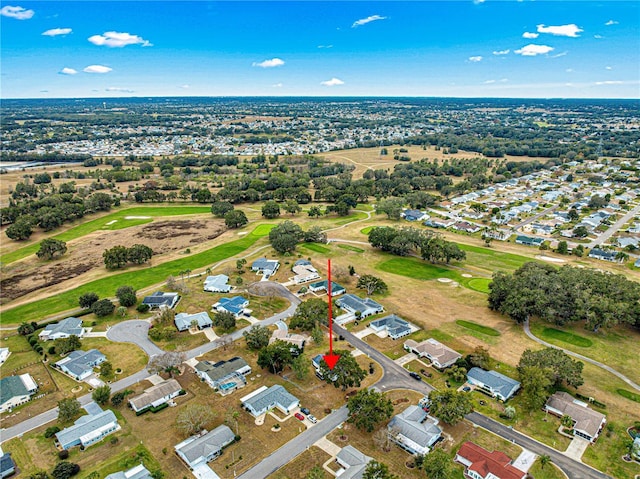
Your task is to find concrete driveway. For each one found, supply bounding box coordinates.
[106,320,163,358]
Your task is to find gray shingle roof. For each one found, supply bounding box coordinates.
[105,464,152,479]
[370,314,411,337]
[41,317,83,337]
[545,392,606,439]
[241,385,298,414]
[204,275,231,292]
[337,294,383,314]
[55,349,106,378]
[175,311,212,331]
[467,367,520,400]
[335,445,372,479]
[175,425,235,465]
[388,405,442,450]
[0,375,33,406]
[129,378,182,411]
[251,257,279,273]
[55,409,118,448]
[195,357,250,383]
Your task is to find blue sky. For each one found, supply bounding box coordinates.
[1,1,639,99]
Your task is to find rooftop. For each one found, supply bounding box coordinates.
[175,425,235,465]
[467,367,520,399]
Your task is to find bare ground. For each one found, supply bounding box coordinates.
[0,219,225,304]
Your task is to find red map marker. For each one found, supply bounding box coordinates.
[322,258,340,370]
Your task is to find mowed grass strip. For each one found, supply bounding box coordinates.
[300,242,331,253]
[458,243,533,272]
[1,205,213,264]
[467,277,491,293]
[337,244,364,253]
[456,320,501,337]
[617,389,640,403]
[1,225,271,325]
[541,327,593,348]
[360,226,373,235]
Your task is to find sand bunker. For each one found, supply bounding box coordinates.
[105,220,117,225]
[125,215,151,219]
[461,273,473,278]
[437,278,453,283]
[536,255,566,263]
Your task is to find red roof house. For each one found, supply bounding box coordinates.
[455,442,526,479]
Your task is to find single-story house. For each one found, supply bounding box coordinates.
[55,408,120,450]
[369,314,413,340]
[336,294,384,318]
[311,354,337,381]
[174,311,213,332]
[335,445,372,479]
[55,349,107,381]
[0,374,38,413]
[309,280,346,296]
[453,221,481,234]
[203,274,231,293]
[632,436,640,461]
[388,405,442,455]
[240,385,299,417]
[128,378,182,413]
[635,258,640,268]
[251,257,280,277]
[544,392,606,443]
[402,209,428,222]
[425,218,456,229]
[0,348,10,365]
[175,425,236,470]
[39,317,85,341]
[292,263,320,284]
[515,236,544,247]
[0,452,16,479]
[105,464,153,479]
[455,442,526,479]
[142,291,180,310]
[195,357,251,395]
[467,367,520,402]
[404,338,461,369]
[617,237,639,248]
[213,296,249,318]
[270,329,307,349]
[588,248,619,262]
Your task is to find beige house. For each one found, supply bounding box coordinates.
[544,392,606,443]
[404,338,461,369]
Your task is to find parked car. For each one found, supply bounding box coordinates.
[409,372,421,380]
[307,414,318,424]
[300,407,310,415]
[294,412,305,421]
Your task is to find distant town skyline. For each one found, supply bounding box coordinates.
[1,1,639,99]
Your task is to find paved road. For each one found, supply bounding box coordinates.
[467,412,611,479]
[106,320,163,358]
[523,320,640,392]
[588,203,640,248]
[237,406,349,479]
[513,205,558,230]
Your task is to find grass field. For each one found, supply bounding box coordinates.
[617,389,640,403]
[300,242,331,254]
[0,205,213,264]
[467,278,492,293]
[455,320,501,337]
[540,327,593,348]
[458,244,533,272]
[527,458,565,479]
[337,244,364,253]
[1,225,272,325]
[360,226,373,235]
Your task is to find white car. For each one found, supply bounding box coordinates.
[307,414,318,424]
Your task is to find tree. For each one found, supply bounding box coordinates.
[356,275,388,296]
[573,244,585,257]
[308,206,323,218]
[269,220,304,254]
[51,461,80,479]
[225,210,248,228]
[311,326,324,345]
[99,361,113,378]
[421,448,454,479]
[318,350,367,390]
[36,239,67,260]
[176,403,215,436]
[103,245,129,269]
[568,208,580,222]
[561,414,574,428]
[446,365,467,383]
[127,244,153,264]
[291,354,309,380]
[211,201,234,217]
[556,241,569,255]
[262,200,281,219]
[467,346,492,370]
[92,385,111,405]
[290,298,328,331]
[376,198,405,220]
[28,473,51,479]
[428,390,473,425]
[539,454,551,470]
[362,460,397,479]
[57,397,81,423]
[148,351,185,377]
[519,365,552,411]
[6,218,33,241]
[213,311,236,331]
[236,258,247,272]
[110,390,132,407]
[257,340,298,374]
[503,405,516,420]
[78,292,99,309]
[303,225,327,244]
[518,348,583,388]
[116,285,137,307]
[243,325,271,350]
[91,298,115,317]
[347,389,393,432]
[573,226,588,238]
[305,466,325,479]
[55,335,82,355]
[284,199,302,215]
[18,322,35,335]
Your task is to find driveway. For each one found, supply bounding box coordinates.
[564,437,591,461]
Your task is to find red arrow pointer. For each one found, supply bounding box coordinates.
[323,258,340,370]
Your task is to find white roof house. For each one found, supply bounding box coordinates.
[195,357,251,395]
[54,349,106,381]
[39,317,85,341]
[240,385,299,417]
[105,464,153,479]
[203,274,231,293]
[128,378,182,413]
[174,311,213,332]
[335,445,372,479]
[0,374,38,413]
[467,368,520,402]
[55,408,120,450]
[0,347,9,365]
[388,405,442,455]
[175,425,236,469]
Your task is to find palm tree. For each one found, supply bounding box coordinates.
[561,415,574,429]
[539,454,551,469]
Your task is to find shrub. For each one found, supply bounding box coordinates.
[44,426,60,438]
[58,450,69,460]
[136,303,150,313]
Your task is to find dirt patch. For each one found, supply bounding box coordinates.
[1,219,225,304]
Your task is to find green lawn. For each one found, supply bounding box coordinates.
[1,225,272,325]
[527,458,565,479]
[328,211,368,225]
[467,278,491,293]
[1,205,213,264]
[300,242,331,254]
[337,244,364,253]
[458,244,534,272]
[540,327,593,348]
[456,320,501,337]
[360,226,373,235]
[617,389,640,403]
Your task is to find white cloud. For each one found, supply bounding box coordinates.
[352,15,387,28]
[566,68,574,73]
[551,52,568,58]
[83,65,112,74]
[252,58,285,68]
[493,49,510,55]
[536,24,583,37]
[468,56,483,62]
[321,77,344,86]
[1,5,34,20]
[272,83,283,88]
[42,28,71,36]
[484,80,496,84]
[595,80,623,85]
[105,87,134,93]
[473,0,486,4]
[317,45,333,49]
[522,32,539,39]
[514,44,554,56]
[499,78,509,83]
[59,67,78,75]
[594,35,603,39]
[88,31,152,48]
[605,20,618,26]
[180,84,190,89]
[605,66,612,70]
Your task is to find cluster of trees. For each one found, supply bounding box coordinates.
[78,286,136,317]
[103,244,153,269]
[268,220,327,254]
[317,351,367,391]
[488,262,640,330]
[368,226,465,264]
[36,239,67,260]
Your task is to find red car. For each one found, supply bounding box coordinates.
[294,412,305,421]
